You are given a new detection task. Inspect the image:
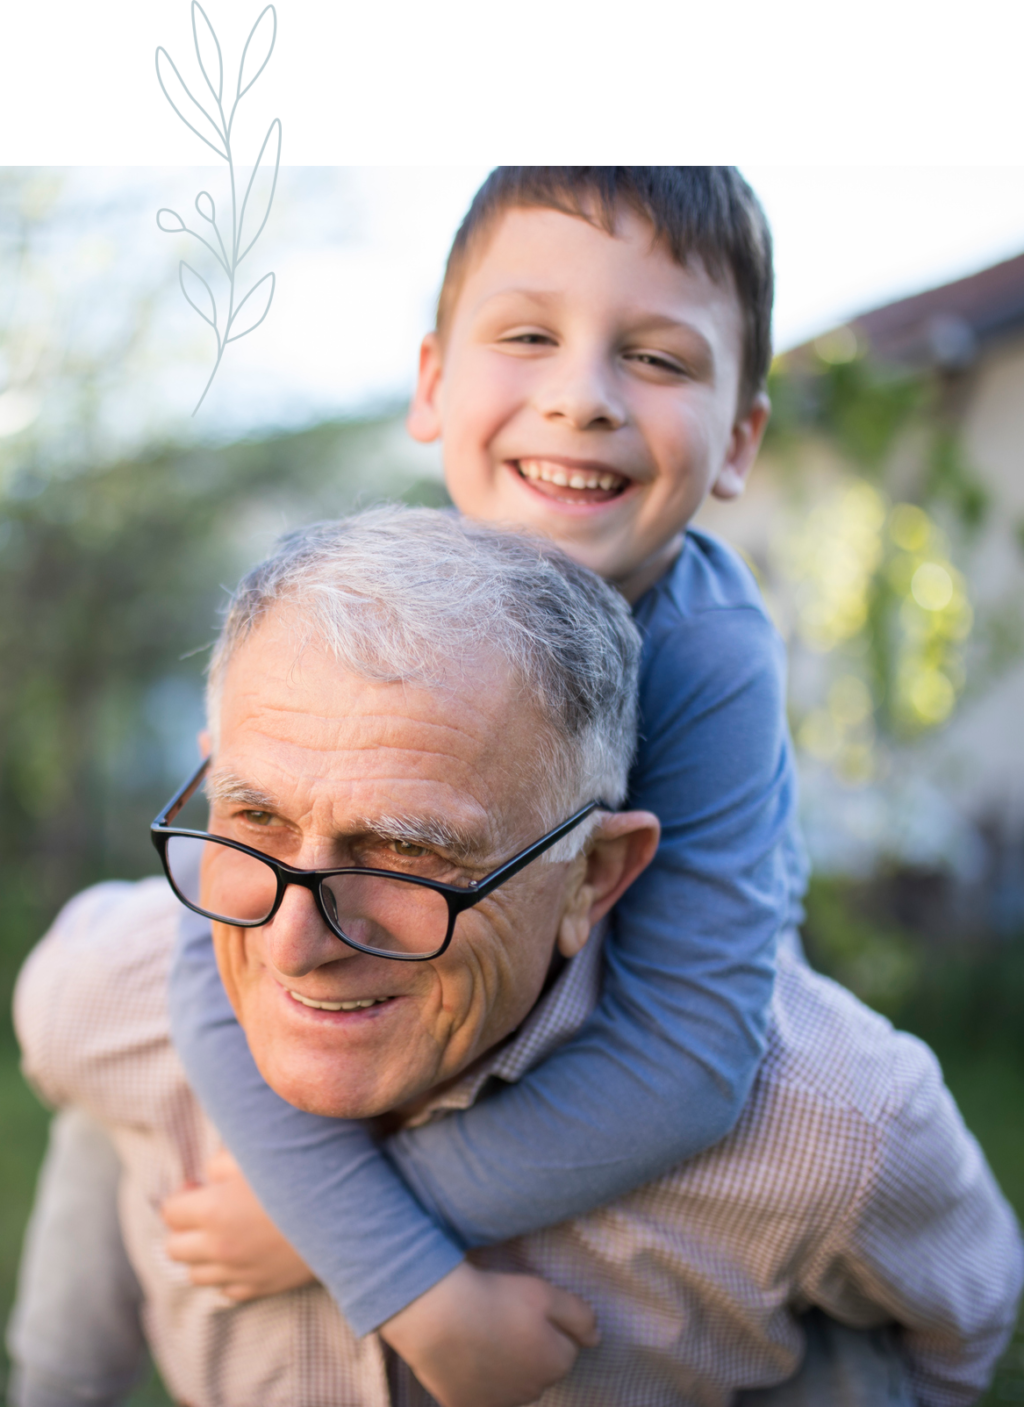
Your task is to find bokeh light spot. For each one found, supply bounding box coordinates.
[829,675,873,727]
[814,326,860,365]
[888,502,931,552]
[911,562,954,611]
[909,670,955,724]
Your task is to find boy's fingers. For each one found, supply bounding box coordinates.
[161,1184,218,1229]
[546,1287,600,1349]
[165,1229,215,1264]
[206,1148,241,1182]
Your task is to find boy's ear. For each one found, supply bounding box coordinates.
[557,811,660,959]
[712,391,771,501]
[406,333,444,444]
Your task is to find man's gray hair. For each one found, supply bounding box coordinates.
[207,507,641,857]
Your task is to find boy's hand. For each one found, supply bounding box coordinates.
[161,1148,316,1301]
[380,1260,599,1407]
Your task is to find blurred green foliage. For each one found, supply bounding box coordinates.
[762,334,1019,788]
[0,418,447,1030]
[0,414,447,1400]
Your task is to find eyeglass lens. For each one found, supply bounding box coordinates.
[164,835,450,957]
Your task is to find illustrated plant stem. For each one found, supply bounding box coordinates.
[192,158,234,413]
[156,4,279,414]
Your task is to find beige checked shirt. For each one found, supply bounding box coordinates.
[15,877,1022,1407]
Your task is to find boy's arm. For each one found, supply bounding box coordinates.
[174,600,794,1290]
[172,922,601,1407]
[388,604,794,1241]
[809,1034,1023,1407]
[169,907,464,1336]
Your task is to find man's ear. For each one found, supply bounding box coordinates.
[406,333,444,444]
[197,729,213,759]
[557,811,660,959]
[712,391,770,501]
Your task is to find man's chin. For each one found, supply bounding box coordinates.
[253,1051,397,1119]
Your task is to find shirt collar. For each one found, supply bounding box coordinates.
[403,920,607,1128]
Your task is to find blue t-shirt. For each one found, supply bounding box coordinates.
[169,528,808,1335]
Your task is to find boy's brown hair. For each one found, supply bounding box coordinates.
[437,166,773,414]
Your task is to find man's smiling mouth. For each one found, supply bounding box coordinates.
[287,990,391,1013]
[513,458,631,504]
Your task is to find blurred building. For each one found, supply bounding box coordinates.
[696,252,1024,933]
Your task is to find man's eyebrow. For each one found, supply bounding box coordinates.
[205,771,278,811]
[353,812,488,864]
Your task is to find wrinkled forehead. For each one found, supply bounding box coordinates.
[213,605,553,849]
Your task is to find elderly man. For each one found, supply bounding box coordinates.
[14,508,1022,1407]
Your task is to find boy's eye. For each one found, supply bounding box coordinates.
[499,332,555,346]
[627,351,686,375]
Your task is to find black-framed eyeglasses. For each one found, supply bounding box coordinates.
[151,758,606,962]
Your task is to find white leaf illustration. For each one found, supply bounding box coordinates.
[155,4,280,413]
[153,45,226,159]
[233,4,275,109]
[180,262,218,331]
[157,208,186,233]
[237,118,281,264]
[225,271,275,343]
[192,2,224,103]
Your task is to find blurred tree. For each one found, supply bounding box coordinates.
[762,337,1008,785]
[0,418,448,1022]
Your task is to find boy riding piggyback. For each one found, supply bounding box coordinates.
[20,169,1010,1407]
[170,167,806,1398]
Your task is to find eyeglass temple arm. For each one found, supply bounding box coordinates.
[153,756,212,829]
[468,798,616,901]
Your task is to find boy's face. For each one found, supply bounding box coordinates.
[409,206,770,598]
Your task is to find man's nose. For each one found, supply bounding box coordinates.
[533,352,626,432]
[261,883,357,977]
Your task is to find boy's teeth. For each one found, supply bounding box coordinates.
[288,991,385,1012]
[519,460,625,491]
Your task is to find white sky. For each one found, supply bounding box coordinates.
[7,163,1020,444]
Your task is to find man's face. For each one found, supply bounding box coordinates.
[206,605,596,1119]
[409,206,769,600]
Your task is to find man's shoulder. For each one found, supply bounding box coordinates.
[757,950,942,1131]
[40,874,181,952]
[665,952,952,1228]
[15,876,183,1115]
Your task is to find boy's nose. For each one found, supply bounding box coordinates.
[534,357,626,432]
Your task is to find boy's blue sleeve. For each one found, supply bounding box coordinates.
[388,598,800,1242]
[168,908,465,1337]
[171,539,803,1323]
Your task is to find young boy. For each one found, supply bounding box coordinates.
[14,167,801,1406]
[166,166,808,1400]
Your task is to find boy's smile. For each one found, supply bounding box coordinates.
[408,206,769,599]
